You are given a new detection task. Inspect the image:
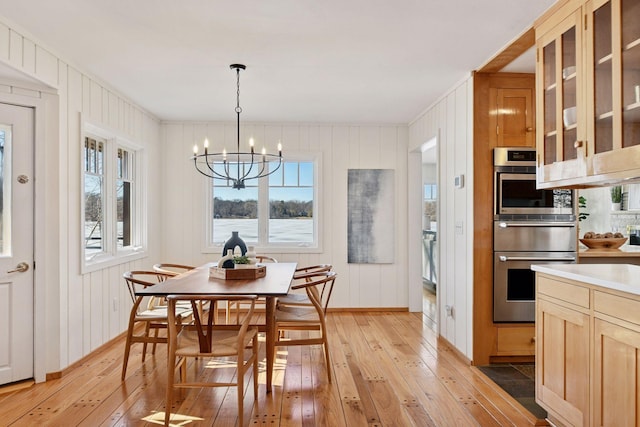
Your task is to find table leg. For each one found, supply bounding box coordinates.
[266,296,275,392]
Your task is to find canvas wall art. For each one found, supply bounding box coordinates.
[347,169,394,263]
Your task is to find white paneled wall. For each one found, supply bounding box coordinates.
[0,18,162,374]
[160,122,409,309]
[0,12,415,376]
[408,76,474,359]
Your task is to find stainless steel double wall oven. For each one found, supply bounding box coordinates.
[493,147,576,323]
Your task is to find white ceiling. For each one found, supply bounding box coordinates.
[0,0,553,124]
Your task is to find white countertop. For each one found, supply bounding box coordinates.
[532,263,640,296]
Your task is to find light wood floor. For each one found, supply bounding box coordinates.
[422,285,437,330]
[0,311,545,426]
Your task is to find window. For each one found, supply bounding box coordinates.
[84,137,105,256]
[82,122,145,271]
[209,155,319,251]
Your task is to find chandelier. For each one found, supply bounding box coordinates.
[191,64,282,189]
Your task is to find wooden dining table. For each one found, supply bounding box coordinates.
[136,261,297,392]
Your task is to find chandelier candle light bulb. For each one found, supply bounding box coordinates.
[190,63,283,189]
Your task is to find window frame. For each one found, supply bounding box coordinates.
[81,120,147,273]
[204,151,322,254]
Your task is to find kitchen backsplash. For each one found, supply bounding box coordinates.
[578,183,640,237]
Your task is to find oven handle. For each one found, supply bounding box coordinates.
[498,222,576,228]
[498,255,576,262]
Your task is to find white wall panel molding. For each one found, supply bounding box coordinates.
[408,76,474,360]
[0,16,164,372]
[161,121,409,309]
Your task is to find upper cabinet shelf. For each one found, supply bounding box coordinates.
[535,0,640,189]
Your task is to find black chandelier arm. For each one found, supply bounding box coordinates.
[193,154,236,181]
[193,157,228,180]
[253,156,283,179]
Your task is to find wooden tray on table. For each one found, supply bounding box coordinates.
[209,265,267,280]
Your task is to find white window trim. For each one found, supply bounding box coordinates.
[81,118,147,273]
[203,151,322,254]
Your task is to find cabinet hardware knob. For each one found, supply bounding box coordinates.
[574,141,583,148]
[526,127,533,132]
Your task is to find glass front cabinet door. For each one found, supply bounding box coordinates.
[587,0,640,178]
[536,0,640,188]
[536,7,587,187]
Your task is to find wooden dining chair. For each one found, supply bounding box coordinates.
[165,295,259,426]
[151,263,214,320]
[256,255,278,263]
[226,255,278,324]
[152,262,195,276]
[121,271,193,381]
[274,271,337,383]
[277,264,333,308]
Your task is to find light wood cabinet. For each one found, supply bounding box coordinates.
[535,0,640,188]
[536,270,640,426]
[593,290,640,427]
[494,87,536,148]
[495,325,535,356]
[536,276,590,427]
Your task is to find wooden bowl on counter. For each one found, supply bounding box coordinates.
[579,237,627,249]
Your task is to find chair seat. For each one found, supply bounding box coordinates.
[136,305,192,320]
[176,327,258,357]
[277,293,310,306]
[275,304,320,324]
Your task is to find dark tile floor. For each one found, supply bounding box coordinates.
[477,363,547,420]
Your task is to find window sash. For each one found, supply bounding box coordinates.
[209,155,318,250]
[84,137,106,257]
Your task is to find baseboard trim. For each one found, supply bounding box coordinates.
[328,307,408,312]
[46,329,128,381]
[438,335,472,365]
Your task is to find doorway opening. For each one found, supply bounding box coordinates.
[421,137,437,330]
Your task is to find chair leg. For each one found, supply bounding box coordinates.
[142,322,151,362]
[252,335,259,398]
[323,336,332,383]
[237,357,244,427]
[151,324,160,355]
[165,352,176,426]
[121,323,135,381]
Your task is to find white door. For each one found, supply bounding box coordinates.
[0,102,34,385]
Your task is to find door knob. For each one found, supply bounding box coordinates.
[8,262,29,273]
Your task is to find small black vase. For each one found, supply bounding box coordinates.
[222,231,247,257]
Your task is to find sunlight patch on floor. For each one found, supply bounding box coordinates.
[256,350,288,387]
[143,411,203,426]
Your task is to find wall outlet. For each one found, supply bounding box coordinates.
[445,305,454,318]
